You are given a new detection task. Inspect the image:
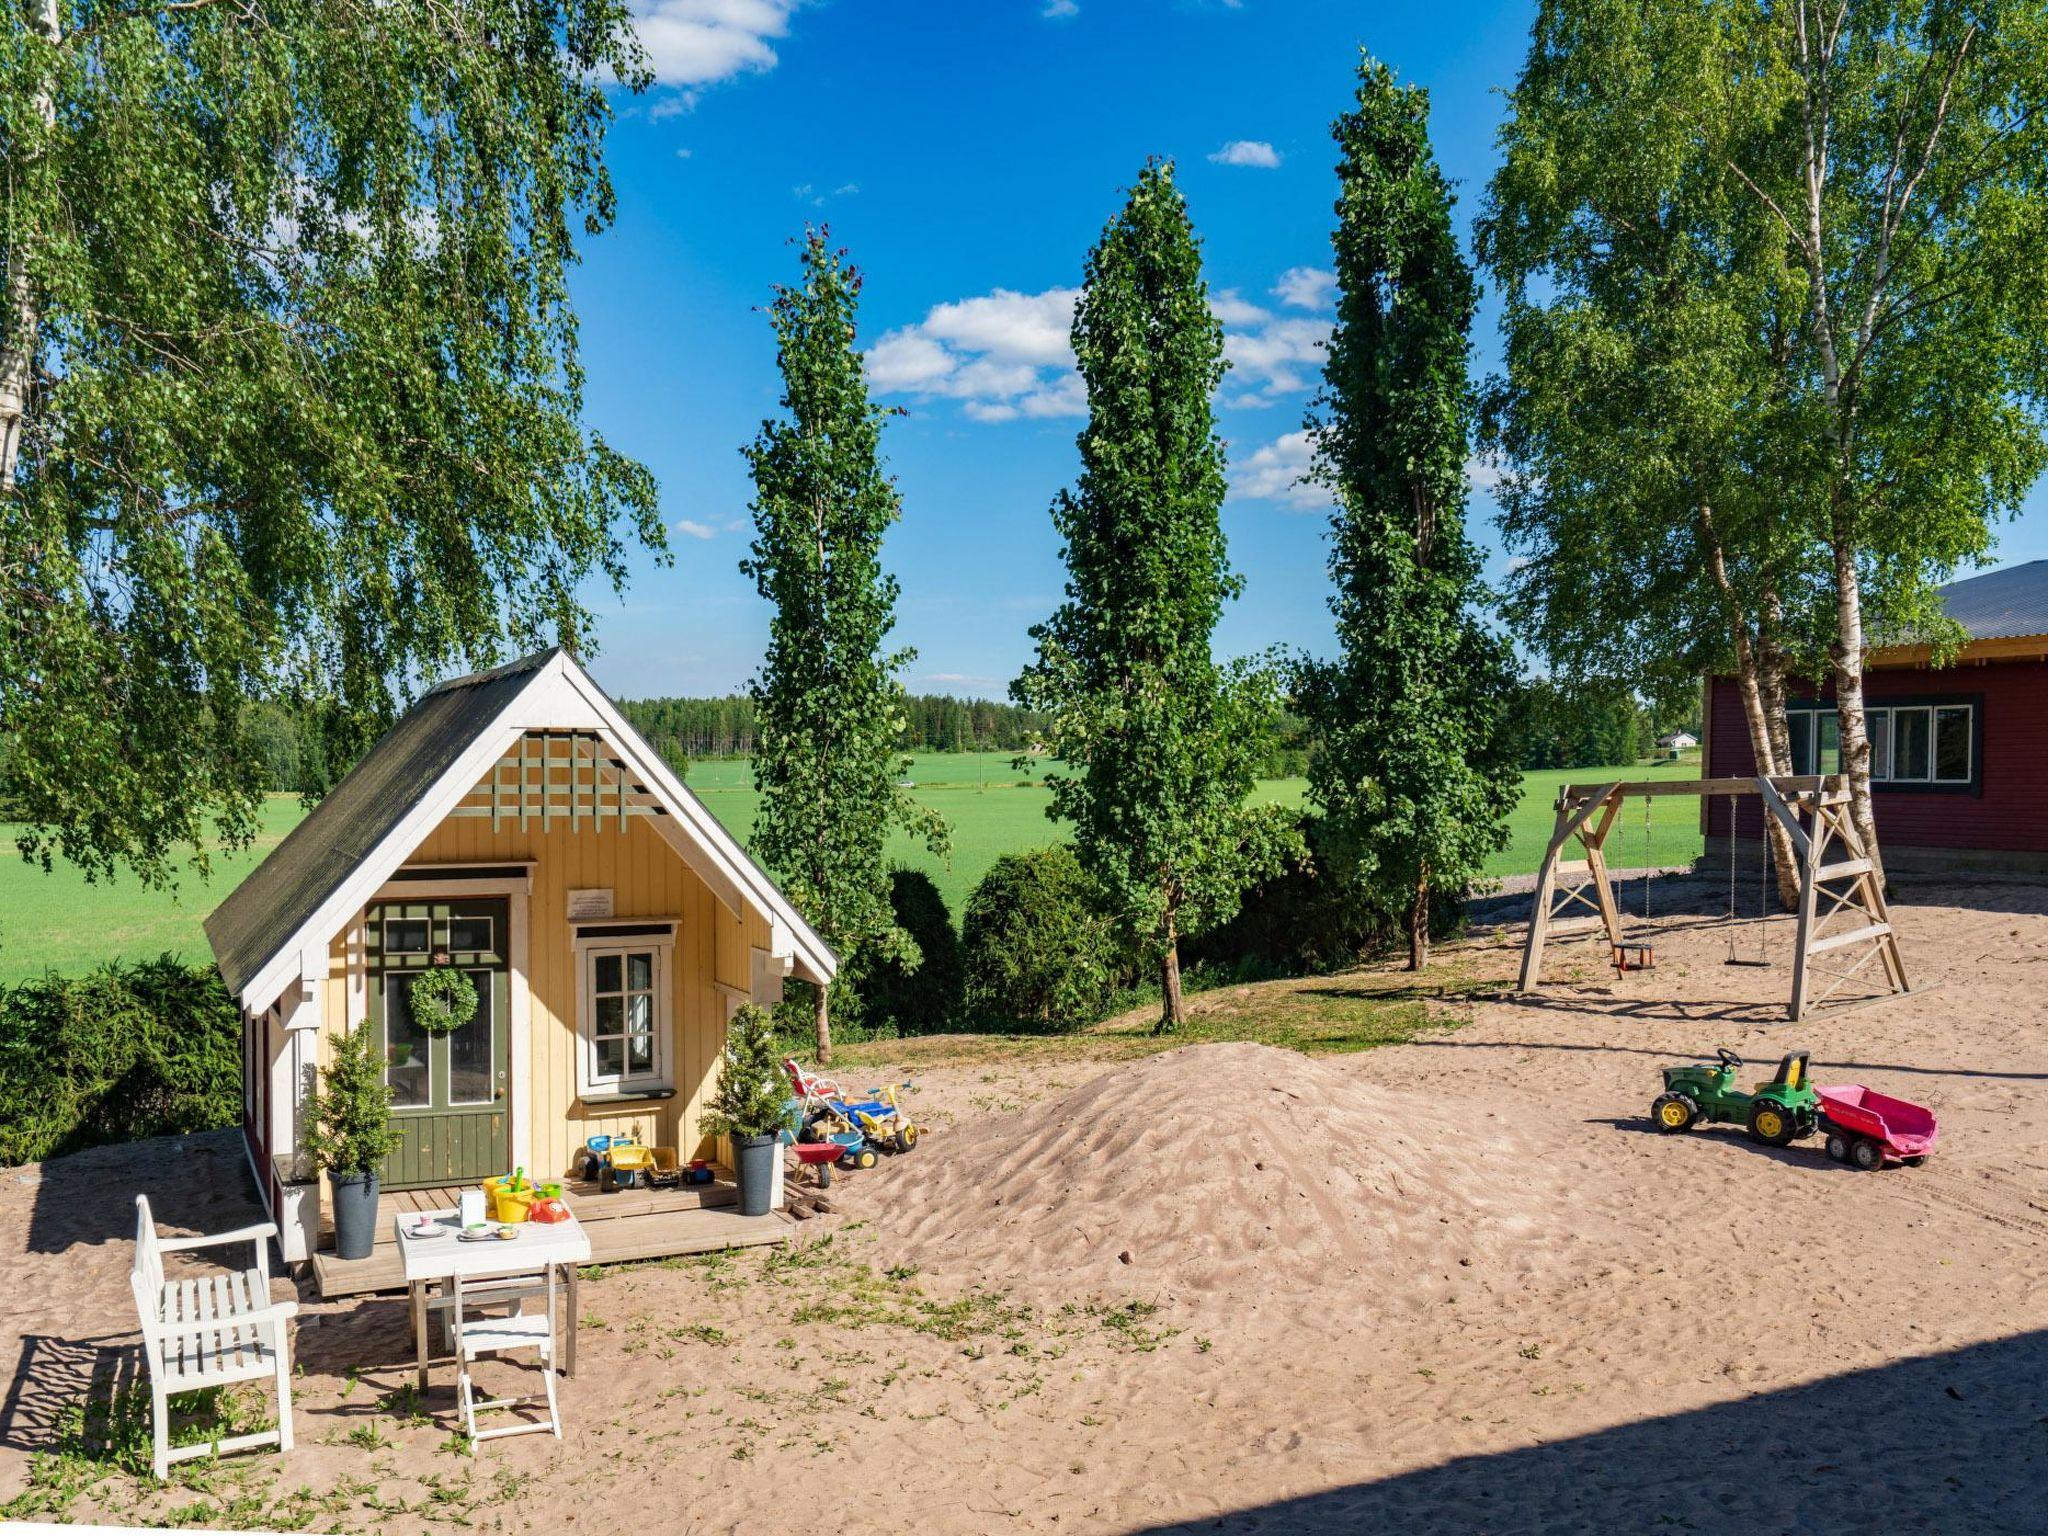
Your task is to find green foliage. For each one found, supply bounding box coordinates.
[1183,814,1417,979]
[1015,162,1302,1028]
[1515,677,1654,771]
[0,1,665,894]
[0,956,237,1166]
[406,966,477,1037]
[961,846,1125,1032]
[302,1021,402,1177]
[1298,57,1522,967]
[1481,0,2048,873]
[844,869,964,1036]
[704,1003,786,1142]
[617,693,1049,763]
[743,232,948,1053]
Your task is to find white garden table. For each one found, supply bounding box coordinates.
[393,1209,592,1392]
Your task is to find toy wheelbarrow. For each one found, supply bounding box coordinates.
[791,1142,843,1189]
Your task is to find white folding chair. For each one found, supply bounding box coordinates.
[452,1268,562,1443]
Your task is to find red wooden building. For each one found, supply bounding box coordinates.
[1703,560,2048,874]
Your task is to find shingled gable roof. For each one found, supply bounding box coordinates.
[1934,558,2048,642]
[204,648,835,1011]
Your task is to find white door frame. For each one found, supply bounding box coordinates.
[364,865,537,1177]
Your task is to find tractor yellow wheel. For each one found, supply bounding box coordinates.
[1651,1093,1696,1133]
[1748,1101,1796,1147]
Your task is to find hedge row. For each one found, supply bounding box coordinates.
[0,957,242,1167]
[793,813,1455,1041]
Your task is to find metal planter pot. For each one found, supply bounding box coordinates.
[733,1133,779,1217]
[330,1169,381,1260]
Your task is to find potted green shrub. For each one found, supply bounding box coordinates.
[703,1003,785,1216]
[302,1021,404,1259]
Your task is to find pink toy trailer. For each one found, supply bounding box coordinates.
[1816,1084,1937,1171]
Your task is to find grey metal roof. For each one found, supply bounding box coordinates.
[1937,559,2048,641]
[205,649,559,1000]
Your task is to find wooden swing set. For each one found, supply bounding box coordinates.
[1517,774,1910,1021]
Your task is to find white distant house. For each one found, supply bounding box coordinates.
[1657,730,1700,754]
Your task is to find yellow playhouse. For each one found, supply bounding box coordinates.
[205,648,836,1262]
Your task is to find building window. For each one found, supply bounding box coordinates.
[574,923,677,1096]
[1787,700,1975,787]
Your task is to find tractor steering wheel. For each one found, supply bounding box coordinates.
[1716,1047,1743,1071]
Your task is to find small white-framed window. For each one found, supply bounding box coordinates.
[573,922,678,1097]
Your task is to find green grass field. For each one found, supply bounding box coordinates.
[0,751,1704,984]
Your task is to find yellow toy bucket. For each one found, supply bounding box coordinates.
[482,1175,536,1224]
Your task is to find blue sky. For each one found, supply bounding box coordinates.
[570,0,2048,701]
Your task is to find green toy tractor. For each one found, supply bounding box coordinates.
[1651,1048,1819,1147]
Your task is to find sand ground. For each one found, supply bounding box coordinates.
[2,879,2044,1533]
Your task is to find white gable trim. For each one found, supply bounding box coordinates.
[236,651,835,1013]
[551,659,838,987]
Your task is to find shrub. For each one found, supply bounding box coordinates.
[704,1003,787,1141]
[844,868,965,1035]
[302,1021,402,1177]
[1183,813,1464,978]
[0,957,240,1166]
[962,845,1124,1031]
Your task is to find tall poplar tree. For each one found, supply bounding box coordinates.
[1016,163,1299,1032]
[1,1,663,890]
[743,232,945,1065]
[1298,56,1521,970]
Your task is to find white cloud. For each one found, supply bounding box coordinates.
[867,286,1085,422]
[1232,430,1330,510]
[1208,139,1282,169]
[1209,287,1272,327]
[871,268,1342,422]
[921,671,1004,689]
[631,1,797,89]
[1272,265,1337,310]
[1042,0,1080,16]
[1223,315,1329,403]
[671,516,747,539]
[1466,454,1505,495]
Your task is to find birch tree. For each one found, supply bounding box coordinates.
[1481,0,1830,905]
[743,232,946,1065]
[1731,0,2048,885]
[0,2,662,888]
[1484,0,2048,893]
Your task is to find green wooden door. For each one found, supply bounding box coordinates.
[368,898,511,1189]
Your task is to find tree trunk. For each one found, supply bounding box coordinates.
[1829,536,1886,892]
[0,0,60,492]
[1407,868,1429,971]
[1157,944,1185,1033]
[1157,912,1185,1034]
[1752,607,1801,911]
[813,983,831,1068]
[1699,504,1801,908]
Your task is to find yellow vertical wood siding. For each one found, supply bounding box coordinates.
[311,805,752,1183]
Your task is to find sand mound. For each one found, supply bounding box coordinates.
[869,1042,1566,1305]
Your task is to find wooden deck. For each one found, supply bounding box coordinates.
[309,1176,792,1299]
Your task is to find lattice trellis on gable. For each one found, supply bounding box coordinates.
[447,731,665,831]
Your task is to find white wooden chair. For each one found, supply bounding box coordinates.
[130,1195,298,1480]
[451,1269,562,1443]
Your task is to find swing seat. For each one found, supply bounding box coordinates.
[1612,941,1656,974]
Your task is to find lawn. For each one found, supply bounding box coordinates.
[0,752,1703,984]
